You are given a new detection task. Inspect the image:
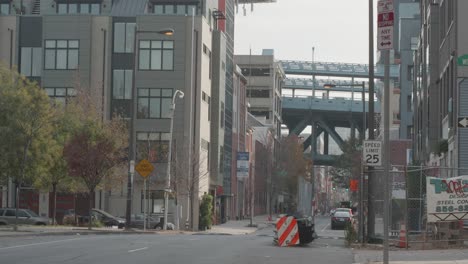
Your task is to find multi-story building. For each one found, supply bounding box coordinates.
[0,0,230,230]
[234,49,285,154]
[413,0,468,176]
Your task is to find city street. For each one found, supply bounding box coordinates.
[0,216,352,264]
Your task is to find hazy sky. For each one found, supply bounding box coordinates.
[234,0,370,64]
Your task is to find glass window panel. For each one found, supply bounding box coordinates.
[139,50,150,70]
[151,51,162,70]
[161,89,172,97]
[150,89,160,97]
[176,5,186,15]
[137,132,148,140]
[45,40,56,48]
[148,133,159,141]
[165,5,174,14]
[80,4,90,14]
[1,4,9,15]
[68,88,77,96]
[20,47,32,76]
[113,70,124,99]
[161,133,170,141]
[162,50,173,70]
[45,88,55,96]
[138,88,149,97]
[125,23,135,52]
[68,49,78,69]
[32,48,42,76]
[149,98,161,118]
[187,5,196,15]
[140,41,150,49]
[154,5,163,15]
[151,41,162,49]
[137,98,148,118]
[114,23,125,53]
[91,4,100,14]
[57,4,67,14]
[57,40,67,48]
[45,50,56,69]
[124,70,132,99]
[55,88,67,96]
[68,40,79,48]
[161,98,172,118]
[68,4,77,13]
[163,41,173,49]
[56,49,67,69]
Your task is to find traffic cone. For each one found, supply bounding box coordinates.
[398,224,407,248]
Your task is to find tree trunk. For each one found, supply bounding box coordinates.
[52,183,57,225]
[88,190,94,230]
[14,183,19,231]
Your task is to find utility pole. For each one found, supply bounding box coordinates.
[367,0,376,240]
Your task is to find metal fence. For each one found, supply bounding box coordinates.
[366,166,468,249]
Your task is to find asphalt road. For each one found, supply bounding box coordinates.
[0,216,353,264]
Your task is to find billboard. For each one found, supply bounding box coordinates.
[236,152,249,179]
[427,175,468,222]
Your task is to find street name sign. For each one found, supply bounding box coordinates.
[377,0,394,50]
[363,140,382,166]
[135,159,154,178]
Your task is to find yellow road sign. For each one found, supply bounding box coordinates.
[135,159,154,178]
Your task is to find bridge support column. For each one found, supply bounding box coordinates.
[324,132,329,155]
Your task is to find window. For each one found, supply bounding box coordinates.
[18,210,28,218]
[241,67,270,76]
[45,87,76,105]
[136,132,170,163]
[113,23,135,53]
[139,40,174,70]
[5,210,15,217]
[44,40,79,70]
[57,3,100,14]
[0,3,9,15]
[202,91,208,102]
[247,89,270,98]
[220,102,225,128]
[20,47,42,77]
[137,88,173,119]
[112,70,132,99]
[153,4,198,16]
[219,146,224,173]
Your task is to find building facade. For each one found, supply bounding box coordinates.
[0,0,231,230]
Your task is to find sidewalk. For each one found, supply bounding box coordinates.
[354,248,468,264]
[0,225,166,237]
[203,215,273,235]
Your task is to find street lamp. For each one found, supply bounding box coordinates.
[125,27,175,230]
[164,90,185,230]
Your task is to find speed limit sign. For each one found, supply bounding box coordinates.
[363,140,382,166]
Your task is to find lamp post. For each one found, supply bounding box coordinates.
[125,27,175,230]
[164,90,185,230]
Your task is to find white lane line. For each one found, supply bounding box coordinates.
[0,238,84,251]
[128,247,148,253]
[321,223,330,232]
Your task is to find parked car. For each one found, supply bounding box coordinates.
[63,209,125,228]
[334,208,353,216]
[127,214,161,229]
[0,208,49,226]
[331,211,353,230]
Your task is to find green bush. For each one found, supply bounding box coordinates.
[199,193,213,230]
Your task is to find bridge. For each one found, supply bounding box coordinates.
[280,61,391,165]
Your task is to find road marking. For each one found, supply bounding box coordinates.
[128,247,148,253]
[321,223,330,232]
[0,238,83,251]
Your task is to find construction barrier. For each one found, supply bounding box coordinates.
[276,216,300,247]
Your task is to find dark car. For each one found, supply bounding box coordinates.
[331,211,353,230]
[127,214,161,229]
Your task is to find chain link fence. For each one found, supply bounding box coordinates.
[366,166,468,249]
